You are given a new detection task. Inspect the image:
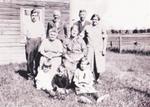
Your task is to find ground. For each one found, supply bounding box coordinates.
[0,51,150,107]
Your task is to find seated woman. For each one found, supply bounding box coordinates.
[35,28,63,92]
[63,25,87,84]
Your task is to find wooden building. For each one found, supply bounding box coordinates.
[0,0,69,64]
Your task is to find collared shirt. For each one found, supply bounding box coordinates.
[24,21,46,39]
[74,20,91,34]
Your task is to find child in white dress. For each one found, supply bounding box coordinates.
[73,57,102,103]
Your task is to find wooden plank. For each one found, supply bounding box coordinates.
[0,43,25,47]
[0,23,19,27]
[0,15,19,20]
[0,31,20,35]
[0,12,19,16]
[0,46,26,64]
[0,27,20,31]
[0,35,23,38]
[0,19,20,24]
[0,47,25,54]
[0,37,23,43]
[0,14,19,17]
[0,24,20,28]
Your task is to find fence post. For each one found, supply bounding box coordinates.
[119,36,122,53]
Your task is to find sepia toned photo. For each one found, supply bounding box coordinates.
[0,0,150,107]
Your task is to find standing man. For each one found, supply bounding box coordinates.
[73,10,91,44]
[24,9,46,79]
[46,10,69,42]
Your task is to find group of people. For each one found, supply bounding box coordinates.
[24,9,108,103]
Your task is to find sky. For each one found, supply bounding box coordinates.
[70,0,150,29]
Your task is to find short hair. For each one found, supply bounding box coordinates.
[48,28,58,34]
[79,57,90,66]
[90,14,100,21]
[30,9,39,16]
[79,9,87,14]
[53,10,61,17]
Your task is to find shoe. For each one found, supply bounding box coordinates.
[97,94,109,103]
[78,96,93,104]
[57,88,66,94]
[48,90,56,97]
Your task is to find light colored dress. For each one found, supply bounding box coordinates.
[35,39,63,90]
[73,67,96,94]
[85,24,107,77]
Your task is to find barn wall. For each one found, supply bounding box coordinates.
[0,0,69,64]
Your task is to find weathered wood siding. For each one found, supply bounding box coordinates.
[0,0,69,64]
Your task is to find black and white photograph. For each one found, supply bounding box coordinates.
[0,0,150,107]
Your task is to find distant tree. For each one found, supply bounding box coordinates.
[111,29,115,34]
[143,29,147,33]
[115,30,118,34]
[133,29,138,33]
[147,28,150,33]
[139,29,145,33]
[119,30,121,34]
[125,30,129,34]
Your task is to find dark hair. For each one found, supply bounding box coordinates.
[79,9,87,14]
[77,57,90,68]
[48,28,58,33]
[70,25,78,32]
[30,9,39,16]
[90,14,100,21]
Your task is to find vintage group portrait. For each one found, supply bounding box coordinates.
[0,0,149,107]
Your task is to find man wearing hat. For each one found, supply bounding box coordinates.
[24,9,46,79]
[46,10,69,42]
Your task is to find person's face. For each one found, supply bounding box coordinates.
[92,16,99,26]
[31,12,39,23]
[53,15,60,23]
[80,61,88,71]
[79,12,86,22]
[48,31,57,41]
[71,27,78,38]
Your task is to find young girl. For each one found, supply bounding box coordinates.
[73,57,101,103]
[35,28,63,91]
[63,25,87,84]
[73,57,96,94]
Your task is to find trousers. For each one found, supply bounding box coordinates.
[25,37,41,77]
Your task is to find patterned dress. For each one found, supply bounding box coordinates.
[63,36,87,82]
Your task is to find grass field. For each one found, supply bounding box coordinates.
[0,51,150,107]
